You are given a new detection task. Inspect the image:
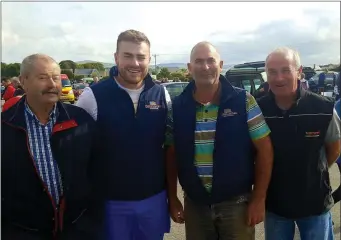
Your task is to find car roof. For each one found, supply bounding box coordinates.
[161,82,188,86]
[226,61,266,74]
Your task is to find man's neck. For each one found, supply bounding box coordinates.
[275,92,297,110]
[115,75,144,90]
[26,97,55,125]
[194,80,220,104]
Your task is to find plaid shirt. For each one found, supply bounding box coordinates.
[24,102,63,205]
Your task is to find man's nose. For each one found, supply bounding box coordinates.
[46,77,57,88]
[201,63,209,70]
[130,57,140,66]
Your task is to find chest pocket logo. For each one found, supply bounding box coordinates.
[145,101,161,110]
[305,131,320,138]
[221,108,238,117]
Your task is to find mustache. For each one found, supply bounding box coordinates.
[42,89,59,95]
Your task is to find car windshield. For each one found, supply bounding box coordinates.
[75,84,86,90]
[165,83,187,98]
[62,79,71,87]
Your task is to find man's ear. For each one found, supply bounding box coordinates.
[298,65,303,74]
[19,75,24,86]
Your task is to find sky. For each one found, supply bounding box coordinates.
[2,2,340,66]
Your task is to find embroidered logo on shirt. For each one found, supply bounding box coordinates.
[221,108,238,117]
[145,101,161,110]
[305,131,320,138]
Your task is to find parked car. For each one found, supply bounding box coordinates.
[225,61,267,97]
[73,83,88,100]
[161,82,189,100]
[60,74,75,104]
[226,61,317,98]
[309,72,337,96]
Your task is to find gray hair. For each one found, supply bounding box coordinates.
[20,54,60,77]
[11,77,20,84]
[265,47,301,70]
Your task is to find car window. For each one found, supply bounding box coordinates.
[242,80,252,93]
[166,84,185,98]
[253,79,262,90]
[226,74,265,94]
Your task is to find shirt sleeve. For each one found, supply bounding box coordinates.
[325,107,341,143]
[246,92,271,140]
[75,87,98,121]
[164,87,174,146]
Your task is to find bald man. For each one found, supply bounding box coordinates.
[258,47,340,240]
[165,42,273,239]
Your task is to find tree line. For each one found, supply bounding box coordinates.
[1,60,192,81]
[1,60,106,79]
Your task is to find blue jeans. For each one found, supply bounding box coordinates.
[265,211,334,240]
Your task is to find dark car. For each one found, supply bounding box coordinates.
[161,82,189,100]
[226,61,317,98]
[225,61,267,98]
[302,66,317,80]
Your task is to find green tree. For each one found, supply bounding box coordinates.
[1,63,21,77]
[59,60,77,72]
[156,67,171,79]
[61,69,74,79]
[1,62,8,77]
[79,62,105,71]
[170,72,185,81]
[74,75,84,81]
[76,64,84,69]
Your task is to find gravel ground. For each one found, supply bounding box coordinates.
[165,164,341,240]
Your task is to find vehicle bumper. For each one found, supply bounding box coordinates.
[60,94,75,102]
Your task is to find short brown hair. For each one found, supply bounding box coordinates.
[116,29,150,52]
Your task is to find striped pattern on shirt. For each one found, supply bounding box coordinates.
[165,92,271,192]
[24,103,63,204]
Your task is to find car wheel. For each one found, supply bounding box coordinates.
[70,101,75,104]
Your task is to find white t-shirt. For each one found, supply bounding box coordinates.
[76,79,171,121]
[115,79,145,112]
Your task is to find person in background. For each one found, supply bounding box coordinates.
[89,77,99,87]
[76,29,177,240]
[332,99,341,204]
[2,53,102,240]
[167,41,274,240]
[2,95,22,112]
[1,77,16,101]
[334,72,340,101]
[254,81,270,99]
[318,71,326,94]
[11,77,26,96]
[258,47,341,240]
[300,72,309,90]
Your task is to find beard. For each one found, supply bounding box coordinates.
[117,67,147,85]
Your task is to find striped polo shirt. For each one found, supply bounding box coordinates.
[166,91,271,192]
[24,102,63,204]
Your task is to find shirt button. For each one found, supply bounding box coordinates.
[52,218,55,221]
[53,181,57,185]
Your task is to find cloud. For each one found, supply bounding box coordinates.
[2,2,340,66]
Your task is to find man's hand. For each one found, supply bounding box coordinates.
[169,197,184,224]
[247,197,265,227]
